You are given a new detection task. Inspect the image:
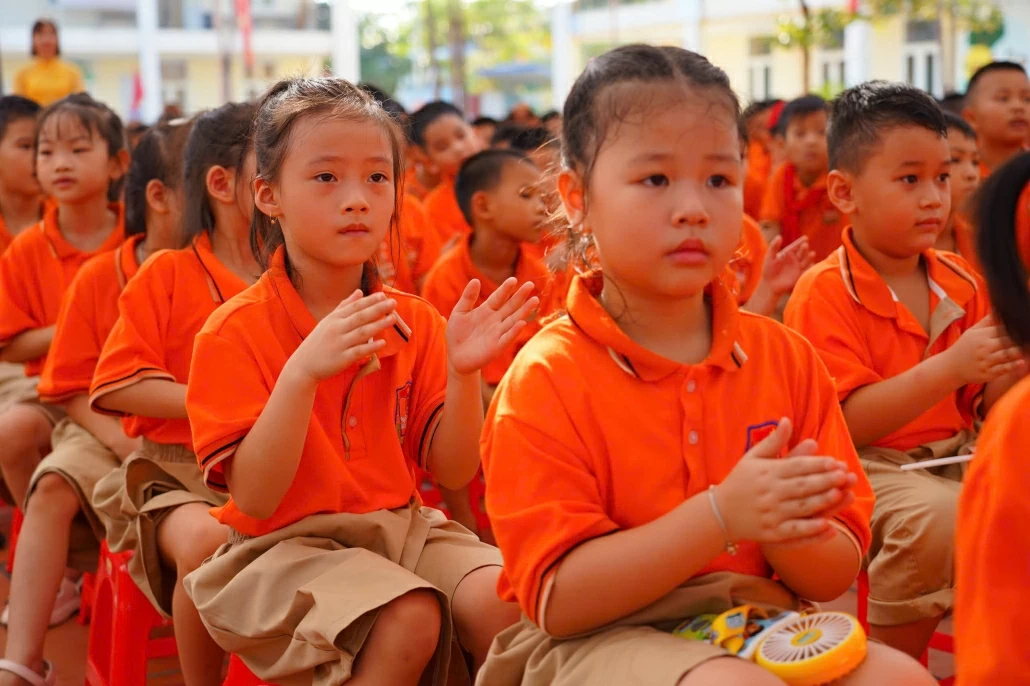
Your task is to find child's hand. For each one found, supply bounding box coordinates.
[760,236,816,296]
[946,315,1024,385]
[446,277,539,375]
[714,418,857,545]
[288,290,397,383]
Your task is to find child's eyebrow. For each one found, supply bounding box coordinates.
[307,154,391,165]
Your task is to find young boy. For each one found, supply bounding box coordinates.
[760,94,848,263]
[472,116,499,147]
[742,99,778,219]
[963,61,1030,176]
[510,127,562,259]
[421,149,552,540]
[936,112,981,266]
[785,81,1025,660]
[411,101,483,250]
[0,96,43,253]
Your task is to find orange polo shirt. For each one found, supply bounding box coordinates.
[38,235,142,404]
[727,214,768,305]
[421,236,556,385]
[404,167,429,202]
[784,227,989,452]
[955,375,1030,683]
[423,177,472,248]
[0,203,125,377]
[744,141,772,220]
[0,199,46,255]
[760,163,847,263]
[187,245,449,537]
[482,273,873,624]
[90,232,248,450]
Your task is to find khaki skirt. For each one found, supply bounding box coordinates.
[92,439,228,617]
[24,418,120,570]
[477,572,802,686]
[184,502,502,686]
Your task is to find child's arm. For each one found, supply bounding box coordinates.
[94,380,188,419]
[843,316,1021,447]
[761,526,861,602]
[426,278,538,489]
[63,395,142,460]
[743,236,814,317]
[227,292,397,519]
[0,326,55,363]
[982,361,1029,416]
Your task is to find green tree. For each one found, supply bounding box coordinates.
[776,1,853,93]
[359,13,414,95]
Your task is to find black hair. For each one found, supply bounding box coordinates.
[35,93,127,202]
[943,111,976,141]
[182,101,257,240]
[560,44,739,272]
[359,83,410,141]
[967,61,1028,99]
[409,101,464,148]
[975,152,1030,347]
[30,20,59,57]
[828,81,946,173]
[490,124,524,148]
[939,91,966,115]
[454,148,532,228]
[510,126,558,153]
[742,99,775,122]
[124,118,194,237]
[780,95,828,132]
[541,110,560,123]
[472,116,499,128]
[0,95,41,142]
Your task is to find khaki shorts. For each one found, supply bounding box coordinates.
[92,439,228,617]
[183,503,502,686]
[23,418,120,571]
[477,572,801,686]
[861,431,974,626]
[0,362,64,506]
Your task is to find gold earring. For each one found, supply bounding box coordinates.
[270,216,278,225]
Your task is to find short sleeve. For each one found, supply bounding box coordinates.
[402,307,449,469]
[186,330,272,492]
[482,365,620,625]
[38,274,103,403]
[760,165,786,223]
[89,257,175,415]
[0,245,43,347]
[784,286,881,401]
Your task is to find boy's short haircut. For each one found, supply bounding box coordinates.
[828,81,947,173]
[510,126,558,152]
[938,91,966,115]
[490,124,525,148]
[779,94,828,131]
[966,61,1028,99]
[472,116,499,127]
[0,95,42,142]
[409,101,464,148]
[541,110,560,123]
[454,148,532,227]
[943,111,977,141]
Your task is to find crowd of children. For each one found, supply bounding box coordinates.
[0,44,1027,686]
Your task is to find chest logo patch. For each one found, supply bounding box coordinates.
[746,420,780,451]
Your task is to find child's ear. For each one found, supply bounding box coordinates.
[827,170,856,215]
[558,169,586,229]
[962,106,979,134]
[206,165,236,204]
[471,190,491,222]
[253,177,281,220]
[145,179,170,215]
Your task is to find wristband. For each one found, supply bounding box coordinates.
[708,485,738,556]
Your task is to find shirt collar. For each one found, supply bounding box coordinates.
[115,233,145,289]
[268,245,410,359]
[40,202,125,260]
[565,272,748,382]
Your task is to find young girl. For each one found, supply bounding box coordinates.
[478,45,934,686]
[955,153,1030,682]
[0,93,126,520]
[181,77,524,686]
[88,102,258,686]
[0,120,193,686]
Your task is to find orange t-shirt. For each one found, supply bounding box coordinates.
[0,199,46,255]
[726,214,768,306]
[38,235,143,404]
[0,203,125,377]
[482,273,874,624]
[404,166,429,202]
[89,232,248,450]
[421,236,557,385]
[760,163,847,263]
[744,141,772,220]
[784,227,989,452]
[955,375,1030,683]
[187,245,450,537]
[423,177,472,248]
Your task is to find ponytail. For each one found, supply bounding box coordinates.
[976,151,1030,347]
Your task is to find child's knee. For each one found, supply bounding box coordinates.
[677,657,785,686]
[26,472,80,519]
[852,642,936,685]
[908,488,958,569]
[373,589,442,659]
[0,407,50,461]
[452,566,509,624]
[160,507,228,575]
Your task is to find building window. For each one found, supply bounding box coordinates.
[903,45,941,97]
[906,19,940,44]
[161,60,189,113]
[748,36,775,101]
[818,50,845,89]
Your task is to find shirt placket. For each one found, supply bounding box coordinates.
[680,369,707,494]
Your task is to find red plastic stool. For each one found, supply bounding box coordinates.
[857,571,955,685]
[224,654,274,686]
[85,540,177,686]
[6,507,23,574]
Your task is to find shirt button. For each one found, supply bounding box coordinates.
[348,416,358,428]
[688,431,699,445]
[687,380,696,393]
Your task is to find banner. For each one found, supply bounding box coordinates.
[235,0,254,73]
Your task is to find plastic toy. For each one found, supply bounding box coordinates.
[674,605,867,686]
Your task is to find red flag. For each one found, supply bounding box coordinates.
[131,71,144,113]
[235,0,254,72]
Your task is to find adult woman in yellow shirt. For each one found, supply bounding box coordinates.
[14,20,85,107]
